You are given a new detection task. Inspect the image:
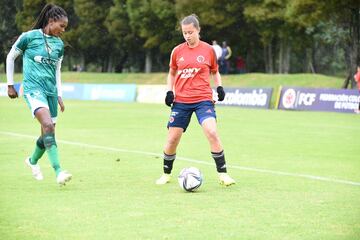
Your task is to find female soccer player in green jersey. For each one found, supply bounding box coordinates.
[6,3,72,185]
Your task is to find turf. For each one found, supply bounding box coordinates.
[0,97,359,240]
[0,72,344,87]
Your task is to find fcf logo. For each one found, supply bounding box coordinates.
[282,88,296,109]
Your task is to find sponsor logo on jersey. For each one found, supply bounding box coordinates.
[196,55,205,63]
[177,68,201,79]
[34,56,57,66]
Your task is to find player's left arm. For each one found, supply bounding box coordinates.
[56,57,65,112]
[212,71,225,101]
[212,71,222,87]
[210,48,225,101]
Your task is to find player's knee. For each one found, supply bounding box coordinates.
[42,122,55,133]
[167,136,180,147]
[206,129,219,142]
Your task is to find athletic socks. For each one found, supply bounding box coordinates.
[43,133,61,176]
[163,152,176,174]
[30,137,46,165]
[212,150,227,173]
[163,151,226,174]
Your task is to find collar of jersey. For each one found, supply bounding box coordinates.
[39,29,51,38]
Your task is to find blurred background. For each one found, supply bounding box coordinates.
[0,0,359,88]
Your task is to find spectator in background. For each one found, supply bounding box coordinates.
[236,55,246,74]
[354,65,360,114]
[212,40,222,62]
[219,41,232,74]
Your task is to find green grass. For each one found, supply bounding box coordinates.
[0,97,359,240]
[0,72,344,108]
[1,72,344,88]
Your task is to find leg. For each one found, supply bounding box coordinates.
[29,132,46,165]
[201,118,235,186]
[164,127,183,155]
[163,127,183,173]
[25,129,46,181]
[156,102,192,185]
[35,108,72,185]
[35,108,61,175]
[156,127,183,185]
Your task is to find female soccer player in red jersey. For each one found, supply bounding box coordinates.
[156,14,235,186]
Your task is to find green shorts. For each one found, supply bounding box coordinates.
[24,90,58,123]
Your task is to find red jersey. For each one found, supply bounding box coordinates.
[169,41,218,103]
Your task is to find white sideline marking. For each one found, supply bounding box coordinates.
[1,131,360,187]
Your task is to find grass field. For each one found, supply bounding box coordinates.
[0,72,344,87]
[0,96,359,240]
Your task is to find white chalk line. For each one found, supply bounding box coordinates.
[1,131,359,187]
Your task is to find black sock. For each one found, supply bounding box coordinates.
[163,152,176,174]
[212,150,227,173]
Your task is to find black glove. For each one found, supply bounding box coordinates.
[165,91,174,107]
[217,86,225,101]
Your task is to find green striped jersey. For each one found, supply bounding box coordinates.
[14,29,64,96]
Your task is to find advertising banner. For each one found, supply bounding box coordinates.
[62,83,84,100]
[215,87,273,109]
[137,85,168,104]
[0,83,7,97]
[62,83,137,102]
[83,84,137,102]
[277,86,360,113]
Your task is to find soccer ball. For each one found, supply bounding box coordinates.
[178,167,203,192]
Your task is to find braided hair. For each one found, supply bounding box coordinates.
[32,3,67,30]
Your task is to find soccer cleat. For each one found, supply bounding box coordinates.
[155,174,171,185]
[218,173,236,186]
[56,171,72,186]
[25,157,43,180]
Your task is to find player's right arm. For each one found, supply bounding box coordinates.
[167,47,178,91]
[165,48,178,107]
[6,33,28,99]
[6,47,22,98]
[167,68,176,91]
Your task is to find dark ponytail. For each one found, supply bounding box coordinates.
[32,3,67,30]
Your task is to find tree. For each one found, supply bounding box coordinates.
[0,0,21,70]
[105,0,134,72]
[126,0,178,73]
[244,0,296,74]
[71,0,115,72]
[287,0,360,86]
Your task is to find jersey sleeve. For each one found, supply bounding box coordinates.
[210,47,218,73]
[56,57,63,97]
[14,32,30,52]
[169,47,178,70]
[58,41,64,58]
